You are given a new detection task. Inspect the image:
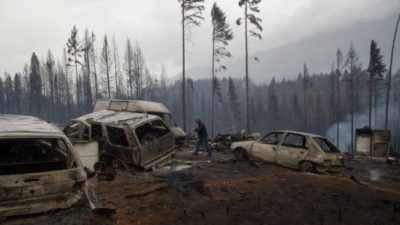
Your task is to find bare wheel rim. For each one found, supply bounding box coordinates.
[300,162,314,172]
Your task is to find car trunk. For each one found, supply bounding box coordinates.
[0,137,86,217]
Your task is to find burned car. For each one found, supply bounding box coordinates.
[63,110,176,171]
[93,99,186,145]
[0,114,86,217]
[231,130,345,173]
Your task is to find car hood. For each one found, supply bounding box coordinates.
[231,140,256,150]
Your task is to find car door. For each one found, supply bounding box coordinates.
[64,121,99,171]
[251,132,283,163]
[276,133,308,168]
[135,119,174,166]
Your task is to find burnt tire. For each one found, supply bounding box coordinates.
[299,161,315,173]
[233,148,248,161]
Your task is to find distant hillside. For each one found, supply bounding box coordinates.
[175,14,398,83]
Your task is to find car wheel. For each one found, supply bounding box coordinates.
[300,161,315,173]
[233,148,248,161]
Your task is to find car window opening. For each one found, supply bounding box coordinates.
[282,134,307,149]
[262,132,283,145]
[106,126,129,147]
[0,138,74,175]
[313,137,340,153]
[136,120,169,145]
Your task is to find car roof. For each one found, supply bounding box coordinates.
[75,110,159,126]
[0,114,61,134]
[93,99,171,114]
[270,130,324,138]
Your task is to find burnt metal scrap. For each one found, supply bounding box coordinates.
[231,130,345,173]
[212,130,261,151]
[0,114,87,218]
[64,110,176,171]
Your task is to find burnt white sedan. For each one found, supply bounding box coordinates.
[230,130,345,173]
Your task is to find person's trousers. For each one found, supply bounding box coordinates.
[195,137,212,156]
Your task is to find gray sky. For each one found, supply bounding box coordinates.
[0,0,398,78]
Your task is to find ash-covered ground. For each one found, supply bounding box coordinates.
[3,147,400,225]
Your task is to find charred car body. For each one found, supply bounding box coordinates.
[0,115,86,217]
[231,130,345,173]
[93,99,186,145]
[63,110,176,171]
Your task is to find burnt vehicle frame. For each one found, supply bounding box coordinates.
[63,110,176,171]
[0,115,87,218]
[93,99,186,145]
[231,130,345,173]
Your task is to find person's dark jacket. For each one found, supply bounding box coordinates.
[195,121,208,139]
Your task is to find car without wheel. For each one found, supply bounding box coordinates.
[63,110,176,171]
[0,114,87,218]
[230,130,345,173]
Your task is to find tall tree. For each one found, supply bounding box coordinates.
[45,50,56,119]
[4,74,13,113]
[124,38,134,98]
[228,77,240,131]
[101,35,113,99]
[335,48,343,147]
[367,40,386,128]
[0,78,4,113]
[82,29,94,111]
[211,2,233,138]
[237,0,262,132]
[66,25,82,103]
[385,12,400,130]
[91,32,99,99]
[112,36,123,98]
[302,63,311,130]
[13,73,22,113]
[29,53,42,116]
[345,44,361,153]
[178,0,205,131]
[133,41,145,98]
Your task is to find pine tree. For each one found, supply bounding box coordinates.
[237,0,262,132]
[178,0,205,131]
[29,53,42,117]
[101,35,113,99]
[66,25,82,104]
[13,73,22,113]
[211,2,233,138]
[368,40,386,128]
[133,41,145,98]
[125,38,134,98]
[345,44,362,153]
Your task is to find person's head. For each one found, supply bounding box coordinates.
[195,118,201,124]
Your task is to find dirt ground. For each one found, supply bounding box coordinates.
[3,147,400,225]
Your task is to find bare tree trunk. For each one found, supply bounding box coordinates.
[245,2,250,132]
[336,69,340,148]
[374,81,378,128]
[304,86,307,130]
[92,47,98,100]
[385,12,400,130]
[350,64,354,154]
[211,28,215,139]
[181,4,187,132]
[368,75,372,128]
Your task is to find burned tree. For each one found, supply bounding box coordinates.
[211,2,233,138]
[344,44,362,153]
[100,35,113,99]
[237,0,263,132]
[367,40,386,128]
[178,0,205,131]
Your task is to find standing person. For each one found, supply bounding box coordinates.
[193,118,212,156]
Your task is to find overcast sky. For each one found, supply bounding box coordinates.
[0,0,398,78]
